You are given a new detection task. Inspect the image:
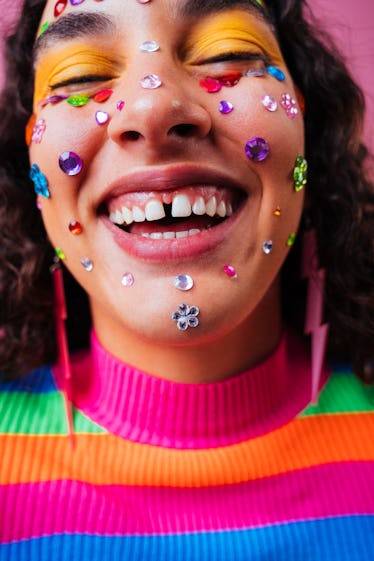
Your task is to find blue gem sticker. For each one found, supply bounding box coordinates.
[29,164,50,198]
[266,66,286,81]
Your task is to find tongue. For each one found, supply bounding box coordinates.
[128,215,218,235]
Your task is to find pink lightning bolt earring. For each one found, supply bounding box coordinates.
[51,258,74,446]
[302,227,329,404]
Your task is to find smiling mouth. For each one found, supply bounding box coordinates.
[103,185,245,240]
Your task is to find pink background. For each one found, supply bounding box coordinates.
[0,0,373,147]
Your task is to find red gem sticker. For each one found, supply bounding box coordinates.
[93,89,113,103]
[54,0,67,17]
[68,220,83,235]
[218,72,242,87]
[199,77,222,93]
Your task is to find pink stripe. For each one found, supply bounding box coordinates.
[1,462,373,542]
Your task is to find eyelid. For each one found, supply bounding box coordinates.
[50,74,114,89]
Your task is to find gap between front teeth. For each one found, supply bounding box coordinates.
[109,193,233,225]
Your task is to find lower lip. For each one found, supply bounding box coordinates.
[101,210,242,262]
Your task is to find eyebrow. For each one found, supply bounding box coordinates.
[33,12,114,62]
[179,0,263,18]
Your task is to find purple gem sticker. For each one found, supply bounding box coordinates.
[70,0,85,5]
[245,137,270,162]
[219,100,234,114]
[59,151,83,175]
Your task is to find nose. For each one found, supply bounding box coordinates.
[107,72,213,152]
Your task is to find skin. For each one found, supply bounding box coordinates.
[30,0,305,383]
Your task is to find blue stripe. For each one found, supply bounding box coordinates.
[0,365,56,394]
[1,515,373,561]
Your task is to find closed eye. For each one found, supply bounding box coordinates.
[50,74,113,89]
[198,52,269,65]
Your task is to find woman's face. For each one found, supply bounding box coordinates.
[29,0,305,353]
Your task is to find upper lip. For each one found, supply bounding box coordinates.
[98,164,248,207]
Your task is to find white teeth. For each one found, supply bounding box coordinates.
[133,206,146,222]
[171,194,192,218]
[110,209,124,224]
[205,196,217,217]
[216,200,227,218]
[192,196,206,215]
[145,199,166,221]
[122,206,134,225]
[140,229,201,240]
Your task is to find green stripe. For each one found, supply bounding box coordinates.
[301,372,374,417]
[0,391,106,435]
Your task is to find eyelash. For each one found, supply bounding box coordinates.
[50,74,113,89]
[199,52,269,65]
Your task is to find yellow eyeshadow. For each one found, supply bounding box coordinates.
[34,43,123,106]
[184,10,284,66]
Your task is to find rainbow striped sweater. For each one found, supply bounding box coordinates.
[1,331,373,560]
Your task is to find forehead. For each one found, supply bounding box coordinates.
[35,0,268,59]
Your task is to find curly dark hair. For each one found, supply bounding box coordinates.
[0,0,373,380]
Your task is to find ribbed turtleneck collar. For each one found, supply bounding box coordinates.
[62,330,327,449]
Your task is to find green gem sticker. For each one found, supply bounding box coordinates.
[293,155,308,192]
[286,232,296,247]
[55,247,66,260]
[38,21,50,37]
[67,94,91,107]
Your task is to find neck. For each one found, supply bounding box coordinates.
[91,280,281,384]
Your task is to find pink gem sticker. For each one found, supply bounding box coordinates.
[122,272,134,287]
[31,119,46,143]
[224,265,237,279]
[261,94,278,112]
[281,93,299,118]
[116,100,125,111]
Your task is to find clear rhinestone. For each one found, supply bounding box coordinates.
[263,240,273,254]
[174,274,194,291]
[139,40,160,52]
[80,258,93,272]
[140,74,162,89]
[95,110,110,125]
[121,272,134,287]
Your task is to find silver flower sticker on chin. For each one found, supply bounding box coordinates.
[172,303,200,331]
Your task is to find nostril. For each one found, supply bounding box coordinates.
[123,130,142,141]
[169,124,198,138]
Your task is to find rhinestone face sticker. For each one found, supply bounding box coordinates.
[273,206,282,217]
[200,77,222,93]
[55,247,66,260]
[68,220,83,235]
[121,272,134,287]
[29,164,50,198]
[95,110,110,125]
[54,0,67,17]
[67,94,90,107]
[93,89,113,103]
[219,100,234,114]
[80,258,93,271]
[116,100,125,111]
[137,0,152,3]
[244,69,266,77]
[261,94,278,112]
[139,40,160,52]
[287,233,296,246]
[31,118,47,143]
[172,303,200,331]
[266,66,286,81]
[59,151,83,176]
[281,93,298,118]
[293,156,308,192]
[70,0,85,5]
[245,137,270,162]
[262,240,273,254]
[224,265,238,279]
[174,274,194,291]
[140,74,162,89]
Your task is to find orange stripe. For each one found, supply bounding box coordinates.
[1,413,373,487]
